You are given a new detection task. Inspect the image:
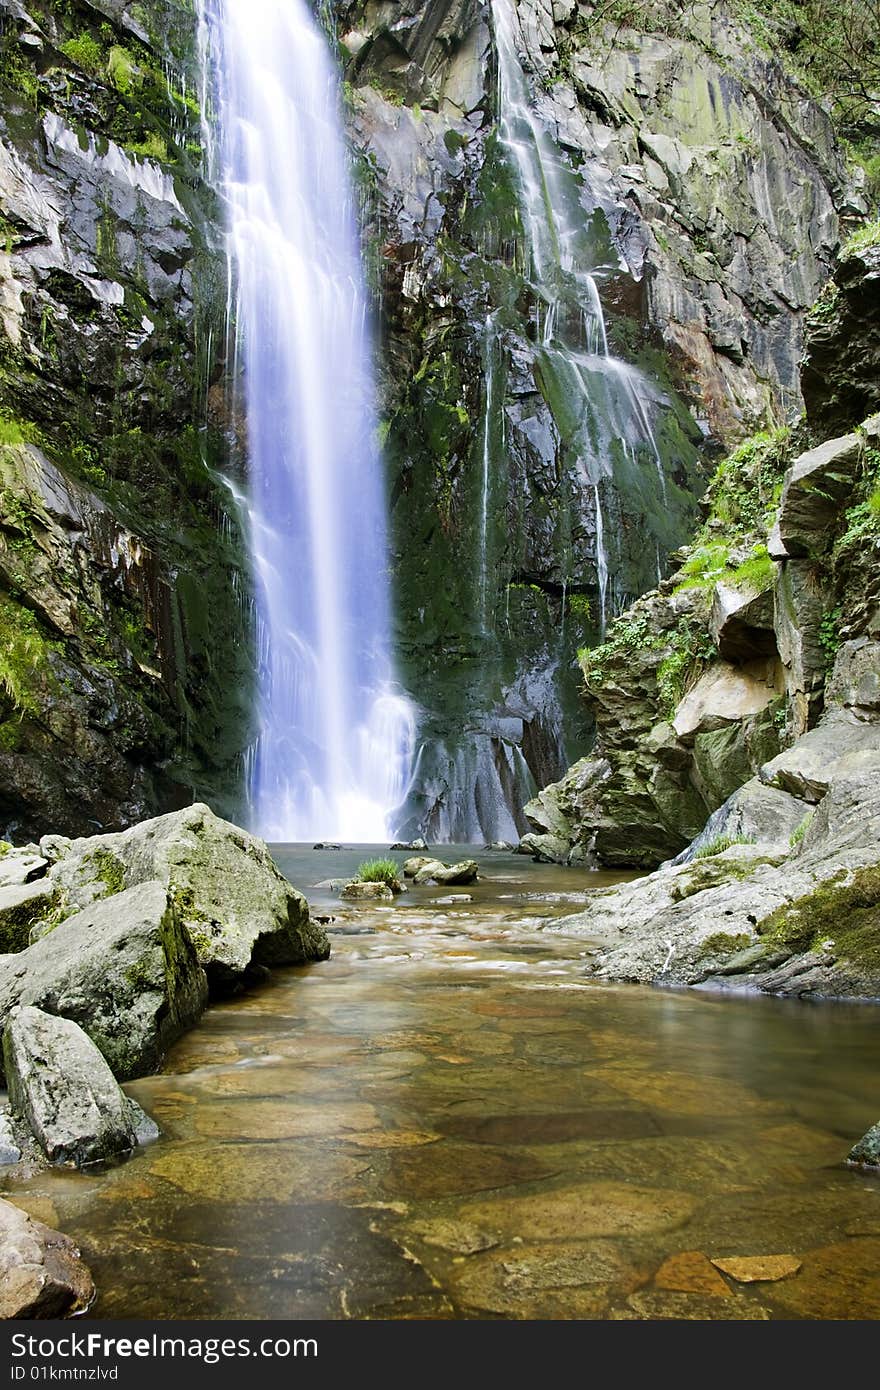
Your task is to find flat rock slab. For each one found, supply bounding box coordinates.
[341,882,393,901]
[0,1197,94,1318]
[654,1250,731,1296]
[4,1005,143,1166]
[711,1254,802,1283]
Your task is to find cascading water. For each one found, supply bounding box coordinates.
[491,0,672,624]
[199,0,414,840]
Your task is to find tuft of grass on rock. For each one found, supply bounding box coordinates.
[354,858,401,888]
[693,832,756,860]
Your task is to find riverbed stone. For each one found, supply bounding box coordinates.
[0,852,48,890]
[3,1006,143,1167]
[0,881,208,1080]
[340,881,394,901]
[0,1108,21,1165]
[0,1197,94,1319]
[847,1121,880,1171]
[711,1254,802,1282]
[46,804,329,991]
[430,860,479,885]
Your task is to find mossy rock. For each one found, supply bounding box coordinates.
[757,865,880,969]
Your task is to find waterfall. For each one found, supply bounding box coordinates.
[199,0,414,841]
[478,311,502,633]
[593,484,608,635]
[491,0,670,603]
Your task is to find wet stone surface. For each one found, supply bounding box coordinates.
[1,846,879,1320]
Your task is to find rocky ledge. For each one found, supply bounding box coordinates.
[551,730,880,1000]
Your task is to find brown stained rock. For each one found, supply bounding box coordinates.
[711,1254,802,1283]
[655,1250,732,1296]
[457,1181,697,1240]
[449,1240,644,1318]
[0,1198,94,1319]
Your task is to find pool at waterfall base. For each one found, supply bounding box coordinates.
[3,848,879,1321]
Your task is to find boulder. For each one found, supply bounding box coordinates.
[776,431,862,557]
[0,1109,21,1165]
[0,881,208,1080]
[516,832,571,863]
[403,856,443,877]
[709,582,776,661]
[673,778,806,863]
[46,804,329,991]
[390,838,427,850]
[826,638,880,714]
[760,709,880,802]
[0,1198,94,1319]
[847,1121,880,1171]
[431,860,479,885]
[3,1006,150,1167]
[0,881,58,954]
[340,882,394,901]
[672,660,778,743]
[0,851,49,890]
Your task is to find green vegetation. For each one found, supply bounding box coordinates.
[758,864,880,969]
[0,841,10,856]
[84,847,126,897]
[125,133,169,162]
[655,617,717,716]
[843,219,880,256]
[693,832,756,860]
[107,46,142,96]
[790,811,814,848]
[0,594,57,717]
[818,606,842,664]
[698,930,753,956]
[61,33,105,76]
[354,858,402,887]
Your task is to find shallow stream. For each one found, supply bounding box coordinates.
[4,847,880,1319]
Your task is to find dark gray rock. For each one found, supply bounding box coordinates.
[776,433,862,558]
[3,1006,141,1167]
[0,1197,94,1319]
[0,881,208,1080]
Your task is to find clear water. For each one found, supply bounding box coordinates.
[198,0,414,840]
[5,849,880,1321]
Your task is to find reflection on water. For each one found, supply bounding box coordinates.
[3,847,880,1320]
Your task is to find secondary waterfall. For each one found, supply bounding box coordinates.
[199,0,414,840]
[492,0,671,626]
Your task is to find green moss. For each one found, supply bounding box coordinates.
[0,888,58,953]
[0,593,59,717]
[693,832,756,860]
[107,46,141,95]
[60,33,105,76]
[124,960,156,992]
[83,847,126,897]
[757,865,880,968]
[0,841,10,856]
[698,931,753,957]
[124,132,169,162]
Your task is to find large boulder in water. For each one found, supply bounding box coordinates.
[45,803,330,991]
[0,1197,94,1319]
[3,1006,154,1167]
[0,882,208,1080]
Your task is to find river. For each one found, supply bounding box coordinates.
[5,848,880,1319]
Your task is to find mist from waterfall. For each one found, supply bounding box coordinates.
[198,0,414,841]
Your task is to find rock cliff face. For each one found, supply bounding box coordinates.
[538,237,880,997]
[338,0,846,839]
[0,0,252,840]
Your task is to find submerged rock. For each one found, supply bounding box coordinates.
[46,804,329,991]
[847,1122,880,1171]
[341,882,394,901]
[3,1006,153,1168]
[0,1198,94,1319]
[0,881,208,1080]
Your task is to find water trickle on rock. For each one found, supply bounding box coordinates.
[199,0,414,840]
[491,0,672,621]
